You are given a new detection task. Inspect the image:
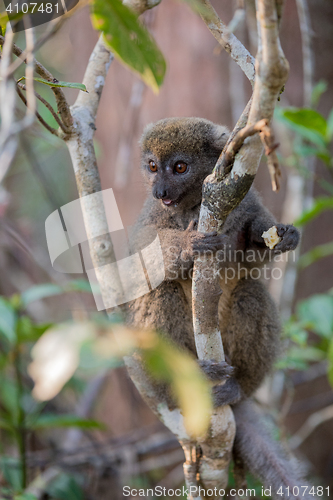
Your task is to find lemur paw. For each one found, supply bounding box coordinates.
[186,221,228,254]
[199,359,234,382]
[274,224,300,253]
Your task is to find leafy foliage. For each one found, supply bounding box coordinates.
[276,100,333,269]
[91,0,166,93]
[17,76,88,92]
[0,288,103,496]
[276,94,333,388]
[0,284,212,496]
[278,292,333,382]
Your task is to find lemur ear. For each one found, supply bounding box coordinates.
[212,124,230,151]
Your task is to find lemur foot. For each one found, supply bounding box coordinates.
[199,359,234,382]
[274,224,300,252]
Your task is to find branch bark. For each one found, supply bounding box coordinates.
[191,0,289,494]
[198,0,255,85]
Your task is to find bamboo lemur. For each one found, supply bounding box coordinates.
[125,118,312,499]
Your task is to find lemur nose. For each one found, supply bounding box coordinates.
[156,189,168,199]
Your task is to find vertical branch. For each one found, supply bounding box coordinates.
[64,26,197,496]
[66,36,123,306]
[0,23,37,182]
[295,0,314,107]
[191,0,289,493]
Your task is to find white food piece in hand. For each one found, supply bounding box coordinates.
[261,226,281,249]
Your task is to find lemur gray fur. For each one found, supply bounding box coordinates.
[124,117,314,500]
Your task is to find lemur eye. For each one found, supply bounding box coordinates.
[149,160,157,172]
[174,162,187,174]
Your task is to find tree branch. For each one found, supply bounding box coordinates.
[289,404,333,450]
[0,23,37,182]
[16,86,59,136]
[191,0,289,492]
[17,83,71,134]
[0,35,73,131]
[197,0,255,85]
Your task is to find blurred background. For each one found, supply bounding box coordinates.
[1,0,333,498]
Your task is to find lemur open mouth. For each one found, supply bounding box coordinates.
[162,199,174,206]
[161,194,184,207]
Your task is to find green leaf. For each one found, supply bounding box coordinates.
[0,377,20,424]
[0,418,12,430]
[21,283,64,306]
[276,346,326,371]
[297,294,333,338]
[293,142,319,158]
[92,0,166,93]
[0,456,23,491]
[66,279,101,296]
[0,297,17,344]
[0,11,8,32]
[17,76,88,92]
[17,316,53,343]
[299,241,333,269]
[327,108,333,141]
[316,150,332,165]
[318,179,333,196]
[66,279,94,293]
[276,108,328,147]
[283,319,308,346]
[30,414,104,430]
[311,80,328,108]
[47,473,84,500]
[0,9,22,28]
[14,494,38,500]
[294,197,333,226]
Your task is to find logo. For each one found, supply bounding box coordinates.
[4,0,79,32]
[45,189,165,311]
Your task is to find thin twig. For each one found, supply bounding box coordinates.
[217,118,268,178]
[0,23,37,182]
[197,0,255,84]
[227,0,245,34]
[259,123,281,191]
[289,404,333,450]
[0,35,73,130]
[23,18,37,120]
[16,86,59,136]
[295,0,313,106]
[17,82,71,134]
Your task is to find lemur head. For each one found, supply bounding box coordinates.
[140,117,229,211]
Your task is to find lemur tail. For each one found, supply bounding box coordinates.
[233,400,315,500]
